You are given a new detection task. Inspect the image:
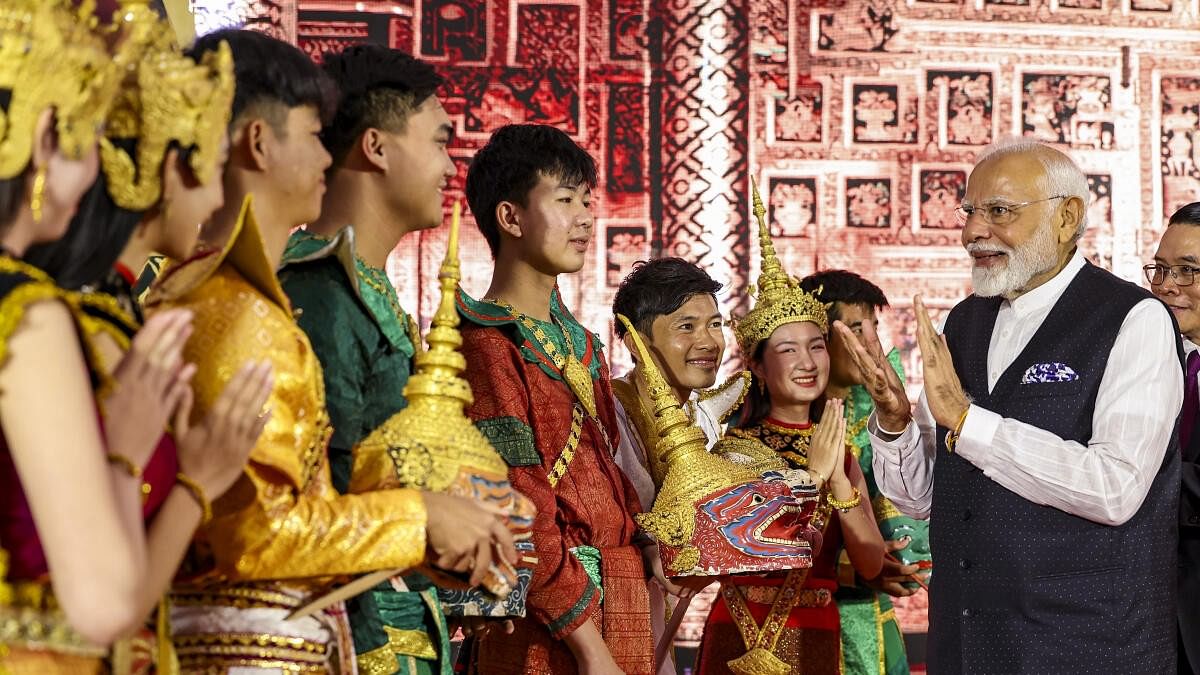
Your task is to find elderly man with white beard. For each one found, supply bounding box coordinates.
[837,138,1183,675]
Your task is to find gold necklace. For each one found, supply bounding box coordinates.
[487,298,598,419]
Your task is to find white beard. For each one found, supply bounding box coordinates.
[969,224,1060,298]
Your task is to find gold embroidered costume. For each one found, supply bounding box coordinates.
[143,196,428,673]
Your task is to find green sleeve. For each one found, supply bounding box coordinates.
[281,262,372,494]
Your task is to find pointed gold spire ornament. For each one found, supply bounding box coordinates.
[350,202,536,616]
[733,178,829,354]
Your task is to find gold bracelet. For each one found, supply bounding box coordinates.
[827,486,862,513]
[175,473,212,525]
[945,405,971,454]
[107,454,142,478]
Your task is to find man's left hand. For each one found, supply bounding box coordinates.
[914,295,970,429]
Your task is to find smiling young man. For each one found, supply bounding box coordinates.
[278,45,506,675]
[456,124,653,675]
[609,257,745,675]
[1147,201,1200,675]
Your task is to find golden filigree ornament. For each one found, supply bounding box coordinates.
[0,0,122,178]
[621,314,821,577]
[350,202,537,617]
[100,5,234,210]
[732,177,829,354]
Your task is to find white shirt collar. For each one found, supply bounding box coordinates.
[1004,249,1086,316]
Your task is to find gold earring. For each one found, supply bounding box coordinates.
[30,166,46,224]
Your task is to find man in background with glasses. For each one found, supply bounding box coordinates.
[1147,202,1200,675]
[839,137,1182,674]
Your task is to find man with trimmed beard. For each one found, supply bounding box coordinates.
[839,138,1183,674]
[1146,202,1200,675]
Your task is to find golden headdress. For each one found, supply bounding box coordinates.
[101,4,234,210]
[621,313,766,573]
[0,0,121,178]
[733,178,828,354]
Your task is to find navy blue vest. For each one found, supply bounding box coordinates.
[929,262,1180,675]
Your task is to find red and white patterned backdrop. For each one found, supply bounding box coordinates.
[191,0,1200,644]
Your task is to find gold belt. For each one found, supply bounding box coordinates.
[735,584,832,607]
[173,633,329,673]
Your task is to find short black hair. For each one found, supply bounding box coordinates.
[320,45,444,167]
[799,269,889,324]
[1169,202,1200,227]
[612,257,721,338]
[188,29,335,133]
[465,124,596,257]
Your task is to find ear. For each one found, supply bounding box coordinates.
[622,332,638,364]
[496,200,521,239]
[1059,195,1085,244]
[359,128,388,172]
[159,147,184,203]
[241,118,272,172]
[28,108,55,175]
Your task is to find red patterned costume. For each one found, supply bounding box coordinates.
[455,288,653,675]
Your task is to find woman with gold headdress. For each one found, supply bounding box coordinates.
[0,4,257,672]
[694,186,886,675]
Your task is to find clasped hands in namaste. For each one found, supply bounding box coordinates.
[833,296,970,432]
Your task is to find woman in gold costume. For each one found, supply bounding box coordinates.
[695,187,886,675]
[0,4,268,673]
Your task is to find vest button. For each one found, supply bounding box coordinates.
[959,558,971,570]
[962,508,971,521]
[962,608,972,618]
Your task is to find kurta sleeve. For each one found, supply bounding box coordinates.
[460,326,601,638]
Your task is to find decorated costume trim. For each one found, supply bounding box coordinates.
[0,257,65,368]
[455,287,602,383]
[281,228,415,358]
[546,576,599,636]
[475,416,540,466]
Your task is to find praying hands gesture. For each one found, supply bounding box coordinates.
[834,296,971,432]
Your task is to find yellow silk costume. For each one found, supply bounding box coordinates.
[143,196,428,673]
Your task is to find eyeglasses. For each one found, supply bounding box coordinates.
[1144,263,1200,287]
[954,195,1067,227]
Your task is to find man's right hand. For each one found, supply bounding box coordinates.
[833,319,911,432]
[421,492,519,588]
[863,538,920,597]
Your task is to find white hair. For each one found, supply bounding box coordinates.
[975,137,1091,241]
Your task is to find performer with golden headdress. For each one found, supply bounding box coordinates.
[144,28,515,673]
[21,8,278,671]
[279,44,523,675]
[0,2,233,671]
[694,182,886,675]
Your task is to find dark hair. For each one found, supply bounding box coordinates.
[736,340,827,429]
[188,29,335,134]
[612,257,721,338]
[799,269,888,324]
[1169,202,1200,227]
[320,45,444,167]
[465,124,596,257]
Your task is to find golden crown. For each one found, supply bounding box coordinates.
[0,0,121,178]
[732,177,828,354]
[101,5,234,210]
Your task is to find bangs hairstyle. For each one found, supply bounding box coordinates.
[974,137,1090,242]
[465,124,596,258]
[612,257,722,338]
[320,45,444,167]
[188,28,335,134]
[799,269,888,324]
[1169,202,1200,227]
